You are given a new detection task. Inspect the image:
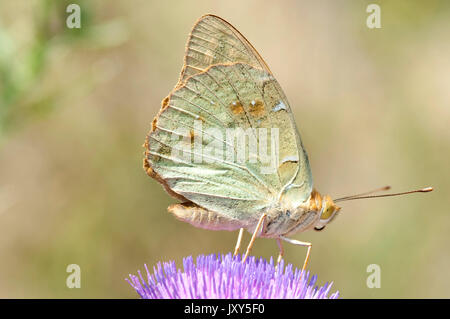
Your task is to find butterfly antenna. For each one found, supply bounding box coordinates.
[334,187,433,203]
[334,185,391,202]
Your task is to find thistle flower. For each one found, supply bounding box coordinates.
[127,253,339,299]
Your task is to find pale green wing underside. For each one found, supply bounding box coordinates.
[146,64,312,219]
[145,15,312,220]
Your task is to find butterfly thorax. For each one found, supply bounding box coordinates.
[259,189,341,237]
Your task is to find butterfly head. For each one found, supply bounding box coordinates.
[309,190,341,231]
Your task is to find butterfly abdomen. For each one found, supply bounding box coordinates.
[168,202,244,231]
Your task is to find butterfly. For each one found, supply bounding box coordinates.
[143,14,433,272]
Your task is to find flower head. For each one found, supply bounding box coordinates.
[127,253,339,299]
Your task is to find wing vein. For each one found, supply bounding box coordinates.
[149,133,274,196]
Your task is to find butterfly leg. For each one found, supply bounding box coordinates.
[233,228,244,257]
[276,237,284,265]
[242,213,267,263]
[280,236,312,273]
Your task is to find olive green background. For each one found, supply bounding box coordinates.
[0,0,449,298]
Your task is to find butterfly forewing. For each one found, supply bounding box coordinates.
[145,15,313,221]
[179,14,271,85]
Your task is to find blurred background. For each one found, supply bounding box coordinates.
[0,0,449,298]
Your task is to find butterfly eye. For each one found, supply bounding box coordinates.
[314,226,326,231]
[320,204,335,220]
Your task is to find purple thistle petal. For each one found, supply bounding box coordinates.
[127,253,340,299]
